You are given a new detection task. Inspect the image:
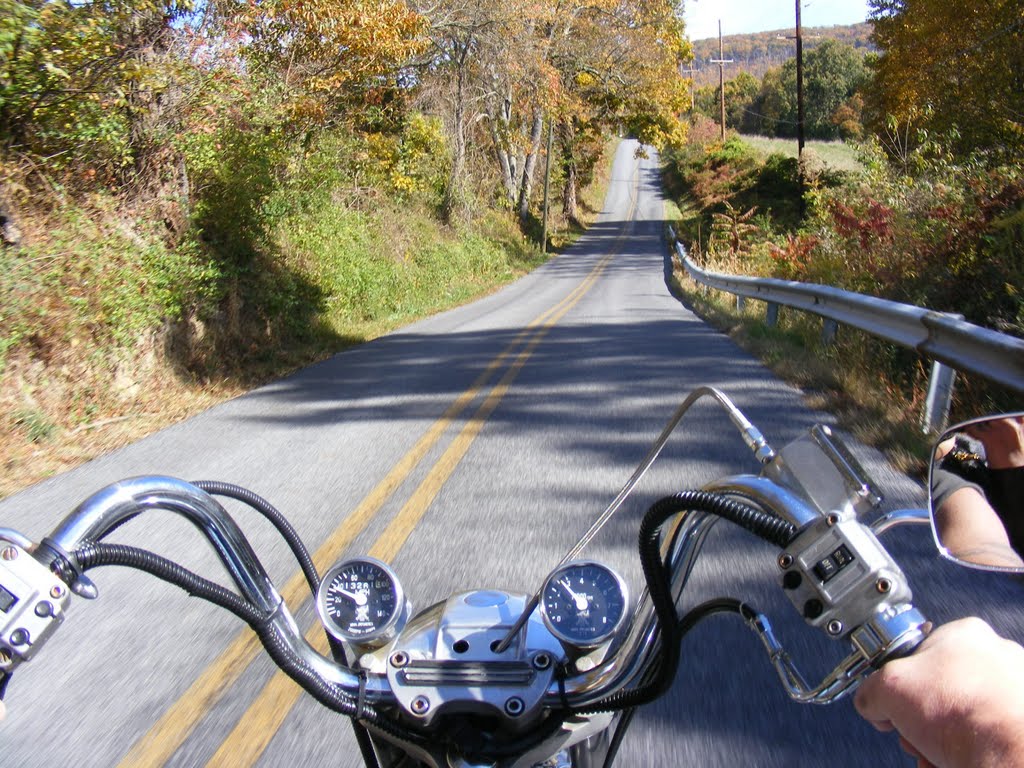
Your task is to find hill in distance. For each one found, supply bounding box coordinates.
[688,22,873,89]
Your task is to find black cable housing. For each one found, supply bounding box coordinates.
[600,598,758,768]
[190,481,321,598]
[71,542,430,752]
[188,482,356,676]
[577,491,795,715]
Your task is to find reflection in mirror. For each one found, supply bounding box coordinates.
[930,413,1024,572]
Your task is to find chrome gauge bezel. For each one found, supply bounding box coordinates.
[316,556,406,645]
[539,559,630,649]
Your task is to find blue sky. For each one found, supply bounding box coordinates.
[684,0,871,41]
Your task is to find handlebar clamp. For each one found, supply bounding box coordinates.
[0,542,72,674]
[778,513,913,640]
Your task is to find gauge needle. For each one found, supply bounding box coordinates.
[559,578,589,611]
[336,587,368,606]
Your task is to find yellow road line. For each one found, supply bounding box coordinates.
[114,237,617,768]
[205,249,617,768]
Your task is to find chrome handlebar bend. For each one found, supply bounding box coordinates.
[39,477,378,696]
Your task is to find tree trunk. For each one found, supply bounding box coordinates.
[491,92,517,207]
[442,58,468,222]
[516,107,545,221]
[120,11,190,240]
[560,119,580,224]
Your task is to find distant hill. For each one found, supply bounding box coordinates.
[688,23,874,89]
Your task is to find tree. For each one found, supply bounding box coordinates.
[694,72,760,132]
[868,0,1024,160]
[0,0,193,179]
[751,40,867,139]
[545,0,690,220]
[803,40,868,139]
[237,0,425,130]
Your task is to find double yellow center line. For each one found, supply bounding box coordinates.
[119,163,640,768]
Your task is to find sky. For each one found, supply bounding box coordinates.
[684,0,871,41]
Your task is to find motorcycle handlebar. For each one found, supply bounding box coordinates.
[5,470,927,717]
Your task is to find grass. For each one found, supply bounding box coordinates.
[739,135,864,173]
[0,144,619,499]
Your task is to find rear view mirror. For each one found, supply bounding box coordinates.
[929,413,1024,573]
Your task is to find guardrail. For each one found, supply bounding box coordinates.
[668,230,1024,431]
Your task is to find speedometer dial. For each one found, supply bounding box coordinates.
[316,557,405,644]
[540,560,629,648]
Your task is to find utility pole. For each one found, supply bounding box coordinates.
[794,0,807,217]
[774,5,806,217]
[795,0,805,165]
[709,20,733,139]
[541,117,554,253]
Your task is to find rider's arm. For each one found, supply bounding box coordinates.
[854,617,1024,768]
[935,486,1024,568]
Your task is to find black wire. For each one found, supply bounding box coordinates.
[75,542,265,624]
[190,481,321,597]
[71,542,432,752]
[188,482,356,680]
[600,598,757,768]
[577,491,793,715]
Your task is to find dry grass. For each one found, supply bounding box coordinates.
[739,135,864,173]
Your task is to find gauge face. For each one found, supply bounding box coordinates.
[317,557,404,643]
[540,560,629,648]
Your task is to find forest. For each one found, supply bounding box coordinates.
[1,0,1022,493]
[689,22,873,89]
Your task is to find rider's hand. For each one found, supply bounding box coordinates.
[854,617,1024,768]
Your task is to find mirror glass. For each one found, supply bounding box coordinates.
[929,413,1024,572]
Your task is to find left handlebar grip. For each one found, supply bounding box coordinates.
[0,542,72,674]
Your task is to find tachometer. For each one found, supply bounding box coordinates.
[540,560,629,648]
[316,557,406,645]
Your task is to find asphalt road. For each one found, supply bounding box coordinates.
[2,140,1022,768]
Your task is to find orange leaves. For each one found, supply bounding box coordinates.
[239,0,426,122]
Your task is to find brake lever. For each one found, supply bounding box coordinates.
[746,603,928,704]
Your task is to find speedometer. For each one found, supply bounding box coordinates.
[540,560,629,648]
[316,557,406,645]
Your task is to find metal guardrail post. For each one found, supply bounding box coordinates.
[922,362,956,434]
[766,303,780,328]
[822,319,838,346]
[737,296,746,312]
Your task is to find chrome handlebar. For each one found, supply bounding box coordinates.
[23,477,383,696]
[3,388,930,716]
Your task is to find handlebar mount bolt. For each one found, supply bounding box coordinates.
[1,547,18,561]
[532,652,552,671]
[50,585,65,599]
[826,513,841,527]
[505,697,525,717]
[826,620,844,636]
[389,651,409,669]
[410,696,430,716]
[876,578,892,594]
[778,554,793,569]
